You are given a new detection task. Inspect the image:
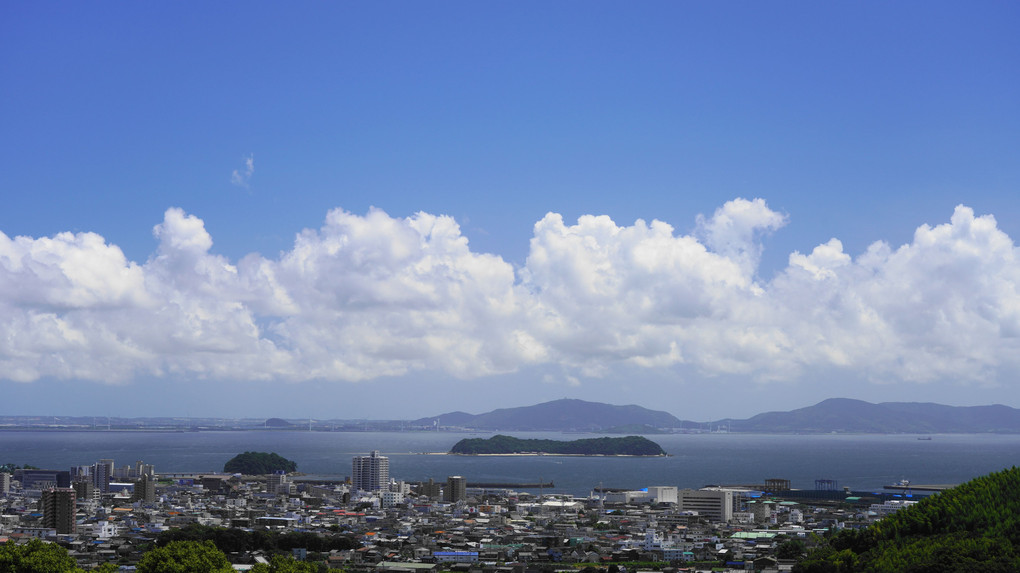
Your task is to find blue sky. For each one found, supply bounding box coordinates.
[1,2,1019,421]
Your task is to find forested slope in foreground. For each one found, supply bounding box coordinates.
[795,466,1020,572]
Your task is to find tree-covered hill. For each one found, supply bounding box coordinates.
[450,434,666,456]
[795,466,1020,572]
[223,451,296,474]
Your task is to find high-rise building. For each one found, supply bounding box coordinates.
[114,460,156,480]
[42,487,76,534]
[134,474,156,503]
[93,459,114,494]
[72,480,96,502]
[419,478,442,499]
[0,472,9,496]
[445,476,467,502]
[136,460,155,478]
[351,451,389,492]
[71,465,91,482]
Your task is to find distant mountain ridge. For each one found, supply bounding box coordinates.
[720,398,1020,433]
[414,398,681,431]
[6,398,1020,434]
[417,397,1020,434]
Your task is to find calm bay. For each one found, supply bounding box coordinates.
[2,430,1018,496]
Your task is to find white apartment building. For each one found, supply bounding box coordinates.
[382,490,404,508]
[352,451,389,492]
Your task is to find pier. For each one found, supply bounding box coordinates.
[883,483,956,493]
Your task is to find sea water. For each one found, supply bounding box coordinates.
[2,430,1017,496]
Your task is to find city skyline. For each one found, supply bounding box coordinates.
[2,3,1019,421]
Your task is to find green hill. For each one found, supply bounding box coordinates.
[795,466,1020,572]
[724,398,1020,433]
[450,434,666,456]
[223,451,297,475]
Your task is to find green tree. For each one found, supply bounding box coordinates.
[777,539,806,559]
[0,539,82,573]
[0,463,40,473]
[136,540,233,573]
[155,524,357,555]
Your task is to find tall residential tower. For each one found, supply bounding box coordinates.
[445,475,467,502]
[351,450,389,492]
[42,487,76,534]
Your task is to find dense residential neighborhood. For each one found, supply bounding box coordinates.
[0,453,923,572]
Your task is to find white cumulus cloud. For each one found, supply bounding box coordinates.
[1,199,1019,394]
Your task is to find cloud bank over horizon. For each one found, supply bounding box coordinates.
[2,198,1018,392]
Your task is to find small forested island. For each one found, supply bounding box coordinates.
[223,451,297,474]
[449,434,666,456]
